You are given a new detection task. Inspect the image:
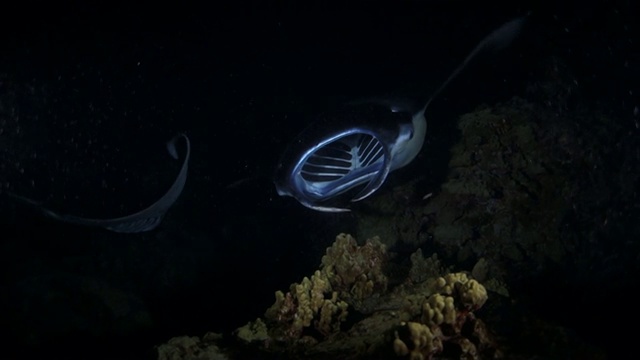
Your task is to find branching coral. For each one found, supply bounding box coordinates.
[235,233,388,351]
[321,233,388,305]
[393,273,491,360]
[232,234,494,359]
[261,269,348,343]
[157,333,227,360]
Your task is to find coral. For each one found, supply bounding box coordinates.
[409,249,446,284]
[158,234,495,359]
[261,269,348,342]
[393,273,491,360]
[235,318,269,344]
[249,234,387,347]
[394,322,443,359]
[421,294,456,326]
[321,233,388,305]
[407,98,578,284]
[240,238,492,359]
[437,273,488,310]
[157,333,227,360]
[234,234,388,350]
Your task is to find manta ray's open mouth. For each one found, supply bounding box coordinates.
[274,17,526,212]
[301,133,385,183]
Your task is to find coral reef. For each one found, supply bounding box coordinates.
[321,233,388,307]
[230,234,494,359]
[409,249,446,284]
[393,273,491,360]
[344,89,630,357]
[426,100,573,269]
[352,97,582,286]
[262,269,348,342]
[158,234,495,359]
[157,333,227,360]
[238,233,387,350]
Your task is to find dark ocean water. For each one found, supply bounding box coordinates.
[0,1,638,359]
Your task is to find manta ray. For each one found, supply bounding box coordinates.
[274,17,526,212]
[6,133,190,233]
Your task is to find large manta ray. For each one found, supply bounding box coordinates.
[274,17,526,212]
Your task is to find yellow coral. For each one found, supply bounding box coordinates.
[321,233,388,304]
[393,337,409,356]
[393,322,443,360]
[315,292,349,336]
[421,294,456,326]
[236,318,269,344]
[433,272,488,310]
[263,261,348,341]
[458,279,488,309]
[394,272,490,359]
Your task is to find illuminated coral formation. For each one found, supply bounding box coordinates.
[422,294,456,326]
[436,273,488,311]
[230,234,494,359]
[260,269,348,344]
[156,332,227,360]
[237,234,383,348]
[158,234,496,359]
[321,233,388,306]
[394,322,443,359]
[393,273,491,360]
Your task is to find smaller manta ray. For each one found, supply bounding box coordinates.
[7,133,190,233]
[274,17,526,212]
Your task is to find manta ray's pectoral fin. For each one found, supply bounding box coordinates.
[8,133,191,233]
